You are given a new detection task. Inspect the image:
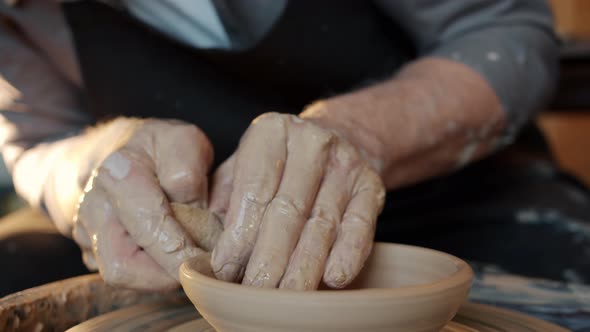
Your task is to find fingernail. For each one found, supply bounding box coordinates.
[102,152,131,180]
[214,262,244,282]
[279,277,312,290]
[211,245,245,281]
[325,265,349,288]
[159,221,186,253]
[279,278,295,289]
[161,235,185,253]
[82,252,97,270]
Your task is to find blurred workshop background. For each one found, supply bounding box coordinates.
[540,0,590,188]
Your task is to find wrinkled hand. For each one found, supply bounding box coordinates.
[73,119,213,290]
[210,113,385,290]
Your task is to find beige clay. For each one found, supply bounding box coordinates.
[171,202,223,252]
[180,242,474,332]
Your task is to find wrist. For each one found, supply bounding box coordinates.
[50,117,142,235]
[300,101,388,177]
[301,58,507,191]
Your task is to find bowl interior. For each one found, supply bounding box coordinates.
[183,242,469,294]
[340,243,464,290]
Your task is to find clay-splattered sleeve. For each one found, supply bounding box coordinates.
[374,0,560,145]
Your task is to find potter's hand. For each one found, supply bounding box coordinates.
[210,113,385,290]
[73,119,213,290]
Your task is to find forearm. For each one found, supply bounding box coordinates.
[12,118,140,235]
[301,57,506,190]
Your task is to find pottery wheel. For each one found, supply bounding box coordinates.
[66,301,570,332]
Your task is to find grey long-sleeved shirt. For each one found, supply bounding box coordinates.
[0,0,558,224]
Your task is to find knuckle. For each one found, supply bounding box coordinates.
[357,168,385,195]
[252,112,285,129]
[257,111,283,122]
[366,169,386,206]
[272,194,304,219]
[177,124,211,149]
[364,167,384,186]
[239,113,288,153]
[160,169,200,190]
[145,118,195,135]
[333,140,361,167]
[309,206,339,234]
[131,223,158,250]
[309,219,338,241]
[343,211,375,230]
[305,122,334,146]
[141,118,161,128]
[178,123,202,137]
[242,190,273,207]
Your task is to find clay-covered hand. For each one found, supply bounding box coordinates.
[209,113,385,290]
[73,119,213,290]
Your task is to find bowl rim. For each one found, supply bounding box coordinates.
[180,242,473,301]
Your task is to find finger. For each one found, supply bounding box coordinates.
[82,250,98,271]
[323,167,385,288]
[72,217,92,251]
[279,142,361,290]
[75,189,99,271]
[243,117,333,288]
[95,213,178,290]
[96,148,206,280]
[148,122,213,206]
[80,188,177,290]
[75,185,100,271]
[211,113,287,282]
[209,155,235,221]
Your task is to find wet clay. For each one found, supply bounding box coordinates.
[171,203,223,252]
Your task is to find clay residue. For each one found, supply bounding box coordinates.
[171,203,223,252]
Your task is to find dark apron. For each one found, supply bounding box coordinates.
[61,1,590,281]
[61,0,413,166]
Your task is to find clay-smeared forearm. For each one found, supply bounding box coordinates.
[301,57,506,190]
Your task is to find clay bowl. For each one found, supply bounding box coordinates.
[179,242,473,332]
